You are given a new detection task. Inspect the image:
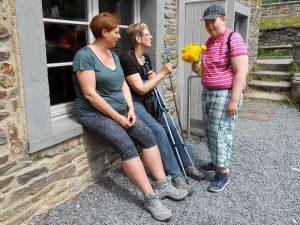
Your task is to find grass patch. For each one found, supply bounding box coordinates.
[288,62,300,75]
[279,96,300,108]
[247,74,254,82]
[258,48,292,57]
[260,16,300,30]
[258,76,281,82]
[250,62,261,72]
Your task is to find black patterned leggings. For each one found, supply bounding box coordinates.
[79,113,157,160]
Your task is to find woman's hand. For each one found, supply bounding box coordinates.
[192,62,200,73]
[147,71,156,80]
[127,107,136,128]
[160,62,172,76]
[116,114,132,129]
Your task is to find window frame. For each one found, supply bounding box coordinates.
[15,0,141,153]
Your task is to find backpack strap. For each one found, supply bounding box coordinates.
[120,50,148,80]
[226,31,235,70]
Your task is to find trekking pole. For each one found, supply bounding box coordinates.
[155,88,201,182]
[153,87,189,183]
[163,34,184,136]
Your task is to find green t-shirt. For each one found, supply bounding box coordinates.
[73,47,127,117]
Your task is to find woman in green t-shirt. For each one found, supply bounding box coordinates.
[72,12,187,222]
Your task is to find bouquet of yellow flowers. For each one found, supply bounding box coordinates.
[182,43,207,76]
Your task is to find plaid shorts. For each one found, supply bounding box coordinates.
[202,88,243,168]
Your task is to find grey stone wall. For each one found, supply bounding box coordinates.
[237,0,263,65]
[259,26,300,46]
[163,0,178,116]
[259,2,300,46]
[0,0,120,224]
[261,1,300,18]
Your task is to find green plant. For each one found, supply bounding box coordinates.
[288,62,300,75]
[260,76,281,82]
[260,16,300,30]
[279,96,300,108]
[247,74,253,82]
[250,62,261,72]
[258,48,292,57]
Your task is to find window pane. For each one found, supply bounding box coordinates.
[42,0,87,21]
[99,0,133,25]
[44,23,88,63]
[48,66,75,105]
[111,28,131,55]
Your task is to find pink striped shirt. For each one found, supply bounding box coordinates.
[201,28,248,89]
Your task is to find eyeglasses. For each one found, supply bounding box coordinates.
[140,33,152,37]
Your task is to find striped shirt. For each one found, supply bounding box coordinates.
[201,28,248,89]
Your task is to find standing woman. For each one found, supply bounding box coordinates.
[72,13,188,222]
[119,23,205,196]
[192,5,248,192]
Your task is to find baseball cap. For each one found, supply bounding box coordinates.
[201,4,225,20]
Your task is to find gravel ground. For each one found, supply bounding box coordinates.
[29,101,300,225]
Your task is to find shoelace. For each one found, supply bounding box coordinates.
[173,175,186,186]
[163,175,173,188]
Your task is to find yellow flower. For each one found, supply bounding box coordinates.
[181,42,206,76]
[181,43,206,63]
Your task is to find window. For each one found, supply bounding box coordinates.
[42,0,134,117]
[15,0,139,153]
[15,0,162,153]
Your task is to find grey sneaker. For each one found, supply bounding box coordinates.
[185,165,206,180]
[172,175,194,196]
[154,176,188,201]
[143,191,172,222]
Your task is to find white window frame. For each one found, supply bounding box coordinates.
[15,0,140,153]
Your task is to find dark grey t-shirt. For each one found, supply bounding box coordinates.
[73,47,127,117]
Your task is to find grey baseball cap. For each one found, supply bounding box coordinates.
[201,4,225,20]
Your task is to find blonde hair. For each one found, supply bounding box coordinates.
[126,23,149,47]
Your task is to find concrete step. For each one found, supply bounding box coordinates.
[245,91,288,101]
[250,70,292,81]
[256,58,292,71]
[248,80,291,91]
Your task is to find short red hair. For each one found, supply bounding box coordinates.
[90,12,120,39]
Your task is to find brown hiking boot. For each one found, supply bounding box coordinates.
[185,165,206,180]
[172,175,194,196]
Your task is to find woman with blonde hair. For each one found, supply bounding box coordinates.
[119,23,205,196]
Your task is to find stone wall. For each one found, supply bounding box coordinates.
[237,0,262,65]
[163,0,178,116]
[0,0,120,224]
[259,26,300,46]
[261,1,300,18]
[259,2,300,46]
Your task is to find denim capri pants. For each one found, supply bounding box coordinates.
[79,113,157,160]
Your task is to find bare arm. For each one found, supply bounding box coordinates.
[76,70,131,127]
[227,55,248,116]
[125,63,172,95]
[122,80,136,127]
